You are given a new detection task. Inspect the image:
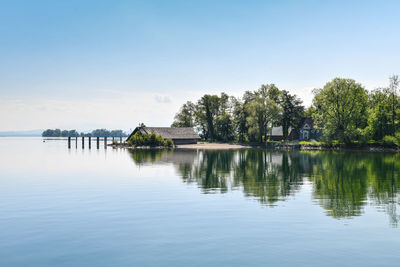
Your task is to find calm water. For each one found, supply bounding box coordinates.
[0,137,399,266]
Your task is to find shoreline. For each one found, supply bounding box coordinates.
[109,142,400,152]
[298,145,400,153]
[176,142,252,149]
[109,142,252,150]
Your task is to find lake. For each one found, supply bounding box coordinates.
[0,137,399,266]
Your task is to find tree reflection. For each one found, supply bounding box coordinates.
[127,148,400,225]
[234,150,303,205]
[309,152,368,218]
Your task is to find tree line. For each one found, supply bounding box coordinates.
[172,84,304,143]
[42,129,128,137]
[172,76,400,145]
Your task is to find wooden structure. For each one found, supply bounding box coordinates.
[67,136,125,149]
[127,127,200,145]
[269,126,296,141]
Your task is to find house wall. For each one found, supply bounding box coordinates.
[299,129,323,141]
[172,139,198,145]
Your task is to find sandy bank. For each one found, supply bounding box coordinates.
[176,142,251,149]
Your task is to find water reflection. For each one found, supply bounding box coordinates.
[128,149,400,226]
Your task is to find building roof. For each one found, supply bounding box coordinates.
[299,118,314,129]
[128,127,200,140]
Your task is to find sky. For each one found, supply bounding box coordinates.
[1,0,400,132]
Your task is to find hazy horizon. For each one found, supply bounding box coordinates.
[2,0,400,131]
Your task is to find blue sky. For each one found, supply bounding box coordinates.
[1,0,400,131]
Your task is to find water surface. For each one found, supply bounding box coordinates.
[0,137,399,266]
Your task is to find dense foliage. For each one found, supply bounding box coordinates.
[172,84,304,142]
[42,129,127,137]
[312,78,368,143]
[312,76,400,144]
[127,132,174,147]
[172,76,400,146]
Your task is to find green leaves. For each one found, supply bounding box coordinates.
[313,78,368,143]
[127,132,173,147]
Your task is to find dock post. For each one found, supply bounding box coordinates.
[104,137,107,149]
[88,136,91,149]
[75,136,78,148]
[112,136,115,143]
[68,136,71,149]
[82,136,84,149]
[120,136,122,143]
[96,137,99,149]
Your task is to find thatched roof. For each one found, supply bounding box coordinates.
[128,127,200,140]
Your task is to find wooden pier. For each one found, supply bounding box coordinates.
[67,136,126,149]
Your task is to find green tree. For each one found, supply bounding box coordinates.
[366,88,392,140]
[313,78,368,143]
[171,101,196,127]
[304,106,316,118]
[232,97,248,142]
[246,95,281,143]
[280,90,304,139]
[255,85,304,139]
[215,113,235,141]
[389,75,399,135]
[195,94,222,140]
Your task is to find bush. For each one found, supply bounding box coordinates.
[164,139,174,147]
[381,135,397,147]
[127,132,174,147]
[396,133,400,146]
[299,140,323,146]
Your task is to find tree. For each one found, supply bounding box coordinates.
[215,113,235,141]
[280,90,304,139]
[312,78,368,143]
[171,101,196,127]
[195,94,221,140]
[258,84,281,102]
[255,85,304,139]
[246,95,281,143]
[366,88,392,140]
[232,97,248,142]
[304,106,316,118]
[389,75,399,135]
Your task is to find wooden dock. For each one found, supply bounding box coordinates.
[67,136,126,149]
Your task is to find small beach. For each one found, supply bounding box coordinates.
[176,142,251,149]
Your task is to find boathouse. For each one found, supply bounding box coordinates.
[127,127,201,145]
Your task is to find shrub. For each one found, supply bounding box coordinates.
[299,140,323,146]
[127,132,174,147]
[164,139,174,147]
[381,135,397,147]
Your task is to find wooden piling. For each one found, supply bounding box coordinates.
[104,137,107,149]
[88,136,91,149]
[68,136,71,149]
[82,136,85,149]
[120,136,122,143]
[75,136,78,148]
[96,137,100,149]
